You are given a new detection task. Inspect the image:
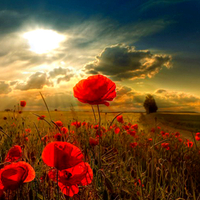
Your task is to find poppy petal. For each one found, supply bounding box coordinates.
[59,183,79,197]
[5,145,22,162]
[73,75,116,106]
[42,142,83,170]
[0,161,35,190]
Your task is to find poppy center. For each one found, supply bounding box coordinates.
[64,171,72,180]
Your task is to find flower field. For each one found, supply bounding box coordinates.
[0,75,200,200]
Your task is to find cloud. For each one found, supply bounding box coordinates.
[116,86,132,97]
[0,10,26,36]
[84,44,172,81]
[15,72,53,90]
[49,67,68,78]
[0,15,172,81]
[48,66,75,83]
[0,81,12,94]
[138,0,190,12]
[154,89,200,105]
[110,86,200,112]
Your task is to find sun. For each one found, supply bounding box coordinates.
[23,29,65,54]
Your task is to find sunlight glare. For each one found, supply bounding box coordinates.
[23,29,65,54]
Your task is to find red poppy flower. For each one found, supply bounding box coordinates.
[127,130,136,137]
[73,75,116,106]
[54,133,62,141]
[187,141,193,148]
[54,121,63,127]
[175,132,180,137]
[38,115,46,120]
[131,124,138,130]
[116,115,124,123]
[164,132,169,137]
[96,129,103,138]
[123,125,129,130]
[82,122,87,126]
[114,127,120,134]
[61,127,68,134]
[42,142,83,170]
[5,145,22,162]
[0,161,35,191]
[130,142,138,148]
[71,121,81,128]
[195,132,200,141]
[160,131,165,136]
[41,135,48,143]
[25,128,31,133]
[151,128,155,133]
[20,100,26,107]
[93,124,99,129]
[48,162,93,197]
[89,137,99,147]
[178,138,183,143]
[161,143,170,150]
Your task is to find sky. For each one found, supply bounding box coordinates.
[0,0,200,112]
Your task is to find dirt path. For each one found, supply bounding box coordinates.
[140,113,195,141]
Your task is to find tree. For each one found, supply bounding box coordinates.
[143,94,158,114]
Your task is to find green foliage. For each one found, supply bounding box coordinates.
[143,94,158,114]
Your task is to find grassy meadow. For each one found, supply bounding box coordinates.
[0,109,200,200]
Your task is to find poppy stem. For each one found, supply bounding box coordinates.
[91,105,97,123]
[57,169,59,200]
[0,129,12,141]
[97,104,103,191]
[97,105,102,174]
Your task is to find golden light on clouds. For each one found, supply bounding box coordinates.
[23,29,65,54]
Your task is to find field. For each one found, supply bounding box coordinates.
[0,109,200,200]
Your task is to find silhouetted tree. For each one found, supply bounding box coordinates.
[143,94,158,114]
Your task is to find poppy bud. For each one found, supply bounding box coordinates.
[89,137,99,147]
[20,100,26,107]
[117,115,124,123]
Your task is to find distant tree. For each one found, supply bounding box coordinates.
[143,94,158,114]
[4,109,10,112]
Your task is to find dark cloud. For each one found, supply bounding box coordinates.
[116,86,132,97]
[57,74,74,84]
[0,10,26,36]
[48,67,75,83]
[84,44,172,81]
[49,67,67,78]
[154,89,167,94]
[15,72,53,90]
[0,81,12,94]
[9,81,18,86]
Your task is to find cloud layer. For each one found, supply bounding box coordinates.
[15,72,53,90]
[84,44,171,80]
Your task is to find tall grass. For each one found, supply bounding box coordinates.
[0,109,200,200]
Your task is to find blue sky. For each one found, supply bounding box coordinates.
[0,0,199,111]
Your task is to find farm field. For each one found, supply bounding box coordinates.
[1,109,200,199]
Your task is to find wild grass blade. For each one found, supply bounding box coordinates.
[39,92,52,120]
